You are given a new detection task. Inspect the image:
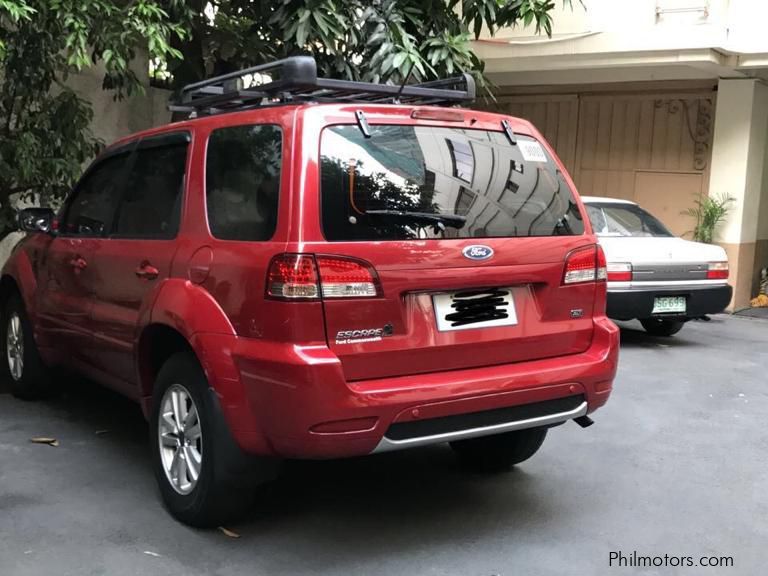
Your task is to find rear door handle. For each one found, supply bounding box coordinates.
[69,256,88,270]
[135,263,159,280]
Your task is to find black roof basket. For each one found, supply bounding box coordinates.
[170,56,476,116]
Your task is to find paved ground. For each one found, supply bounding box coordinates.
[1,315,767,576]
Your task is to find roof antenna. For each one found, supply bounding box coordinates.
[395,62,415,104]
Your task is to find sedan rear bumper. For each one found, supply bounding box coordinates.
[607,284,732,321]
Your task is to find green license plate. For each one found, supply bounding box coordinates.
[652,296,686,314]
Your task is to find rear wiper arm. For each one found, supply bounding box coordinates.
[365,210,467,230]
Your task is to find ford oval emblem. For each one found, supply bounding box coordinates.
[462,245,494,261]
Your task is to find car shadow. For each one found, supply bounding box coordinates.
[7,376,562,559]
[617,320,701,348]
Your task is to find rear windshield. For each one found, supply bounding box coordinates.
[586,203,673,238]
[320,125,584,241]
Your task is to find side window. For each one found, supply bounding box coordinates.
[206,124,281,241]
[113,140,188,238]
[61,153,130,237]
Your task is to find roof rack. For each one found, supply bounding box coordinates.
[170,56,476,116]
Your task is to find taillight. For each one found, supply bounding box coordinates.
[266,254,379,300]
[316,256,379,298]
[596,245,607,282]
[266,254,319,299]
[563,245,605,285]
[606,262,632,282]
[707,261,729,280]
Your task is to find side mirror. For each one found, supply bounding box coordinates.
[18,208,56,234]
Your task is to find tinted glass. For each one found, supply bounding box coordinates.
[206,125,281,241]
[320,125,584,241]
[586,203,672,237]
[62,153,129,236]
[114,141,188,238]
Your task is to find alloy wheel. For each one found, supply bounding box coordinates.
[158,384,203,495]
[6,312,24,381]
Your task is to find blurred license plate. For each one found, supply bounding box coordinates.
[652,296,686,314]
[433,288,517,332]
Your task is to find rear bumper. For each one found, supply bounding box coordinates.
[373,395,588,453]
[606,284,732,321]
[194,316,619,459]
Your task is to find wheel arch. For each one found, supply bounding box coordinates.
[135,278,237,417]
[1,251,37,318]
[0,274,21,306]
[136,323,197,414]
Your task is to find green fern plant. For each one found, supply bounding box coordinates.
[683,193,735,244]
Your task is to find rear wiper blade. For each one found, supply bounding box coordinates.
[364,210,467,230]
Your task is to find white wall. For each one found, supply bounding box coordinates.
[491,0,736,49]
[475,0,768,84]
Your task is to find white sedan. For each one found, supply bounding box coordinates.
[582,196,732,336]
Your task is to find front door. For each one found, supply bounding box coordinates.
[35,237,98,360]
[36,151,132,362]
[86,133,189,386]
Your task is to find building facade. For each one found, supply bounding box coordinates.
[474,0,768,308]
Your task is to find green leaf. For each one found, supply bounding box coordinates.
[392,52,407,71]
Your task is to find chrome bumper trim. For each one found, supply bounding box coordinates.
[371,401,588,454]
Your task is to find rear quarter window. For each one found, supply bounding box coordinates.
[320,125,584,241]
[206,124,281,241]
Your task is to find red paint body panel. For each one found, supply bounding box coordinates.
[1,102,618,460]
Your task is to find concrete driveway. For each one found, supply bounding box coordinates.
[1,316,766,576]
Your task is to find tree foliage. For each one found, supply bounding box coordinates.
[166,0,568,90]
[0,0,188,236]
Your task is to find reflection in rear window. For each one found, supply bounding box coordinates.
[320,125,584,241]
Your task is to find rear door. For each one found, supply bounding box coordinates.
[315,123,599,381]
[87,133,189,386]
[36,150,132,362]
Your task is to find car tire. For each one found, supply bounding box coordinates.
[640,318,685,336]
[150,351,279,527]
[450,427,548,472]
[0,293,51,400]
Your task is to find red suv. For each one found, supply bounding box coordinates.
[0,57,618,526]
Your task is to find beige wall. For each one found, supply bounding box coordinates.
[69,66,171,145]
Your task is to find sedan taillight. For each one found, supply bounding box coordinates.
[707,261,729,280]
[606,262,632,282]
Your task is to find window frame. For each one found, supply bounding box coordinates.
[58,131,191,240]
[108,131,191,241]
[204,123,283,242]
[57,142,137,239]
